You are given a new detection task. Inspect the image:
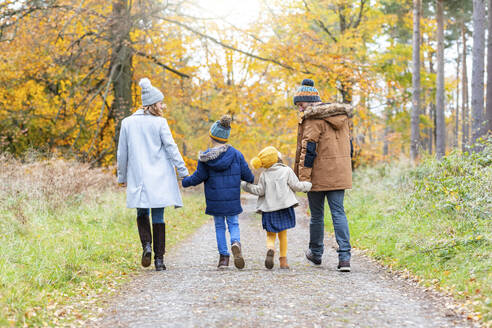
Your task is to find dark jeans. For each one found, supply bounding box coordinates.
[307,190,351,262]
[137,208,164,224]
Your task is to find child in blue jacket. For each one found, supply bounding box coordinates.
[182,115,254,269]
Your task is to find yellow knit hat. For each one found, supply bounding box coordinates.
[250,146,279,169]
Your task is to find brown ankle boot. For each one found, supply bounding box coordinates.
[279,257,289,269]
[231,242,245,269]
[265,249,274,269]
[218,254,229,269]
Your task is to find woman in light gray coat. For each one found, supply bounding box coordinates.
[117,78,189,271]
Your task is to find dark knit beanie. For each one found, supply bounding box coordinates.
[209,115,232,143]
[293,79,321,105]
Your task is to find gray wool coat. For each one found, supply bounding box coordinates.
[117,109,189,209]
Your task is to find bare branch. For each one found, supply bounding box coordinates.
[220,20,265,44]
[159,16,302,72]
[338,3,347,32]
[316,19,338,43]
[352,0,367,29]
[132,48,190,78]
[86,64,118,157]
[302,0,338,43]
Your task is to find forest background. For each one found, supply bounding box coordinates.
[1,1,492,326]
[1,0,491,169]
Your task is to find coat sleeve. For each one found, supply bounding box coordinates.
[182,161,208,187]
[287,167,312,192]
[117,121,128,184]
[241,173,265,196]
[298,120,324,182]
[160,119,189,178]
[239,152,254,183]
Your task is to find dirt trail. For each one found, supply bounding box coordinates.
[91,195,472,328]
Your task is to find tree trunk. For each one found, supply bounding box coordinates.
[428,36,436,155]
[455,39,460,148]
[486,0,492,134]
[462,22,470,152]
[429,104,435,154]
[340,81,353,104]
[383,123,389,156]
[111,0,133,151]
[435,0,446,159]
[471,0,486,150]
[411,0,421,162]
[422,86,428,152]
[383,87,391,157]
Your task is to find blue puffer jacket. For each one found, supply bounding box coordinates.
[182,145,254,216]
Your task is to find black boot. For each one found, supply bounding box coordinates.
[153,223,166,271]
[137,214,152,267]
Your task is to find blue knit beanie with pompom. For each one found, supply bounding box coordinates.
[293,79,321,105]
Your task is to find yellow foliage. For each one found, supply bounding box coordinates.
[0,0,456,167]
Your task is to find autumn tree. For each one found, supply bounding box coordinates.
[0,0,194,164]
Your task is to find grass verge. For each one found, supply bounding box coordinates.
[335,142,491,326]
[0,157,209,326]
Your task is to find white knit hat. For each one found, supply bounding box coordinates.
[139,78,164,106]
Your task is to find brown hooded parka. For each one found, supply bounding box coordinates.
[294,103,353,191]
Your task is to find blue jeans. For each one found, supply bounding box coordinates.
[213,215,240,256]
[137,208,164,224]
[307,190,351,262]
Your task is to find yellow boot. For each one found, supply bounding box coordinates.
[278,230,289,269]
[279,257,289,269]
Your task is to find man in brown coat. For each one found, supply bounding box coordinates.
[293,79,353,272]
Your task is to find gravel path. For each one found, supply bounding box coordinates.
[92,195,473,328]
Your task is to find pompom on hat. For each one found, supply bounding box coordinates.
[250,146,281,169]
[293,79,321,105]
[139,78,164,106]
[209,115,232,143]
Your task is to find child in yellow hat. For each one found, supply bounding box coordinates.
[241,146,312,269]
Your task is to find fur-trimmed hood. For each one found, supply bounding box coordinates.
[198,144,235,172]
[199,144,230,162]
[300,102,353,124]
